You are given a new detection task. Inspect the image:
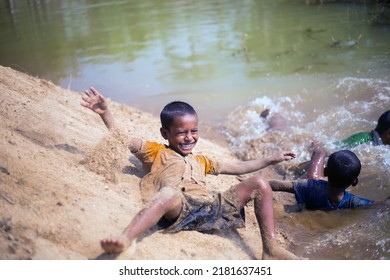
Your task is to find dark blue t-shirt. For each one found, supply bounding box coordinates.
[293,179,374,210]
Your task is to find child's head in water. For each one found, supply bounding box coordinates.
[325,150,361,189]
[375,110,390,145]
[159,101,199,156]
[260,109,287,131]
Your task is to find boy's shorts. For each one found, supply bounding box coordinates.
[160,185,246,233]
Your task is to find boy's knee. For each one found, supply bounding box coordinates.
[252,174,267,185]
[157,187,183,219]
[251,174,271,193]
[237,175,272,204]
[157,187,183,207]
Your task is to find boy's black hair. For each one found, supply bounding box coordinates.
[326,150,361,188]
[160,101,198,130]
[375,110,390,135]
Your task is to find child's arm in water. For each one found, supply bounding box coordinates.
[268,179,295,193]
[219,151,296,175]
[80,87,142,152]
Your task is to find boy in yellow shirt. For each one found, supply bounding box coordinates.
[81,87,299,259]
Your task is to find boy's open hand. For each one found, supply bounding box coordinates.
[81,87,108,115]
[270,151,296,164]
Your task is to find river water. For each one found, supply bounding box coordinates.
[0,0,389,259]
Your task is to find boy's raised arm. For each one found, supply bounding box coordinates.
[81,87,116,130]
[219,151,296,175]
[80,87,142,153]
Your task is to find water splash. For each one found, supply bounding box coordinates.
[222,77,390,259]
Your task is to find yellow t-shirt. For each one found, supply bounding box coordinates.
[133,141,220,203]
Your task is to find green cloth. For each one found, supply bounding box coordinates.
[337,132,373,148]
[336,130,382,148]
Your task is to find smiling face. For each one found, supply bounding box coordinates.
[160,114,199,156]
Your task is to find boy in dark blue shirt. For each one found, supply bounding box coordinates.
[269,149,374,211]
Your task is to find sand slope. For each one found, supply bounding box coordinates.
[0,65,293,260]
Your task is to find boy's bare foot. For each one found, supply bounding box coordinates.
[100,237,130,254]
[262,245,303,260]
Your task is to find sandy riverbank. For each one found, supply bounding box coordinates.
[0,65,296,260]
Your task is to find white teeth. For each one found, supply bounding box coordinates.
[180,143,194,149]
